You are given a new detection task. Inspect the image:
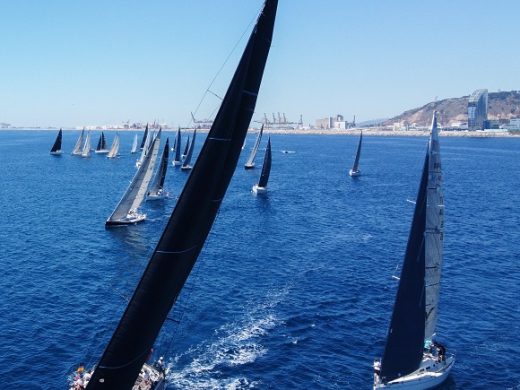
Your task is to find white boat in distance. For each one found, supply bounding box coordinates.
[349,130,362,177]
[130,134,138,154]
[374,112,454,389]
[81,131,91,158]
[71,129,84,155]
[244,124,264,169]
[106,133,120,159]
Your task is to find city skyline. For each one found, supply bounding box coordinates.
[2,0,520,128]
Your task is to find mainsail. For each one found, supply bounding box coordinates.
[244,124,264,168]
[86,0,277,387]
[81,131,91,157]
[131,134,138,154]
[148,137,170,198]
[258,136,272,188]
[181,130,197,169]
[106,131,162,225]
[71,129,84,155]
[182,135,190,157]
[139,124,149,150]
[96,132,106,151]
[351,131,362,172]
[424,114,444,340]
[50,128,63,154]
[107,133,120,159]
[172,128,182,165]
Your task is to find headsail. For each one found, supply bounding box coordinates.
[71,129,84,155]
[244,124,264,168]
[257,136,272,188]
[50,128,63,154]
[380,151,429,382]
[148,137,170,198]
[86,1,277,387]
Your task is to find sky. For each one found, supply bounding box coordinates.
[1,0,520,128]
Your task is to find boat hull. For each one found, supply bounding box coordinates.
[349,169,360,177]
[50,151,62,156]
[147,191,168,201]
[172,160,182,166]
[181,165,192,171]
[252,184,267,194]
[244,163,255,170]
[105,213,147,227]
[95,149,109,154]
[374,355,454,390]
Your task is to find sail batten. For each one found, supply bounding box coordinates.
[86,1,277,387]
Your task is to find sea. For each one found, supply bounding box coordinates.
[0,130,519,389]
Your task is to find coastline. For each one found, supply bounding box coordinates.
[1,127,519,138]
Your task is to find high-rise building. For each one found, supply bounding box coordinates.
[468,89,488,130]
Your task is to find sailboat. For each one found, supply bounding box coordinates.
[137,128,153,168]
[105,131,162,226]
[349,130,362,177]
[180,130,197,171]
[172,128,182,166]
[374,112,454,389]
[181,135,190,159]
[131,134,138,154]
[72,2,277,388]
[106,133,120,159]
[95,132,109,154]
[140,123,149,150]
[81,131,92,158]
[244,124,264,169]
[147,138,170,201]
[71,129,85,155]
[252,136,272,194]
[50,128,63,155]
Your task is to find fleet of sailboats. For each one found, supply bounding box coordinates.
[50,129,63,155]
[252,136,272,194]
[349,130,363,177]
[373,112,454,389]
[147,138,170,200]
[244,124,264,169]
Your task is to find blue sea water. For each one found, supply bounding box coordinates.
[0,130,519,389]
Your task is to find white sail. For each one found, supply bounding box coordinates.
[136,130,153,168]
[245,125,264,168]
[81,131,91,157]
[71,129,84,155]
[131,134,138,154]
[424,112,444,340]
[107,132,162,222]
[107,133,120,158]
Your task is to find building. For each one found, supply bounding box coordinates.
[315,114,355,129]
[467,89,488,130]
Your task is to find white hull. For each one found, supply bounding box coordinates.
[50,151,62,156]
[252,184,267,194]
[147,191,168,201]
[374,355,454,390]
[181,165,192,171]
[106,212,146,227]
[95,149,109,154]
[172,160,182,166]
[349,169,360,177]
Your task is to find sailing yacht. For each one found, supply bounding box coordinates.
[172,128,182,166]
[106,133,120,159]
[50,128,63,155]
[349,130,362,177]
[252,136,272,194]
[81,131,92,158]
[71,129,84,155]
[181,135,190,159]
[139,123,149,150]
[244,124,264,169]
[137,128,153,168]
[180,130,197,171]
[130,134,138,154]
[105,131,162,226]
[95,132,109,154]
[71,2,277,388]
[147,138,170,200]
[374,112,454,389]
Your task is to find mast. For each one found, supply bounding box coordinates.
[244,124,264,168]
[86,1,277,387]
[424,112,444,340]
[351,131,362,172]
[140,123,149,150]
[50,129,62,153]
[257,136,271,188]
[380,151,429,383]
[148,137,170,196]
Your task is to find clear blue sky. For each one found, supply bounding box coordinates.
[1,0,520,127]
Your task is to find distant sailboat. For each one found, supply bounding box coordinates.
[252,136,272,194]
[95,132,109,154]
[172,128,182,166]
[244,124,264,169]
[105,131,162,226]
[374,112,454,389]
[180,130,196,171]
[106,133,120,159]
[349,131,362,177]
[136,128,153,169]
[72,2,277,388]
[50,128,63,155]
[130,134,138,154]
[71,129,84,155]
[139,123,149,150]
[81,131,91,158]
[181,135,190,159]
[147,138,170,201]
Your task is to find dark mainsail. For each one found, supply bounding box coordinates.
[96,132,106,151]
[174,128,182,162]
[181,130,197,168]
[140,124,149,150]
[183,135,190,156]
[86,1,277,388]
[380,152,429,383]
[50,128,62,153]
[351,131,362,172]
[258,136,272,188]
[148,137,170,196]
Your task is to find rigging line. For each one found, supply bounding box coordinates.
[187,4,261,127]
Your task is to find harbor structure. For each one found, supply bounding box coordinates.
[468,89,488,130]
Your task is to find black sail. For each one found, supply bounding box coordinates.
[183,135,190,156]
[50,128,62,153]
[351,131,362,172]
[149,138,170,194]
[258,136,271,188]
[380,152,429,383]
[174,128,182,162]
[140,124,149,150]
[86,1,277,388]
